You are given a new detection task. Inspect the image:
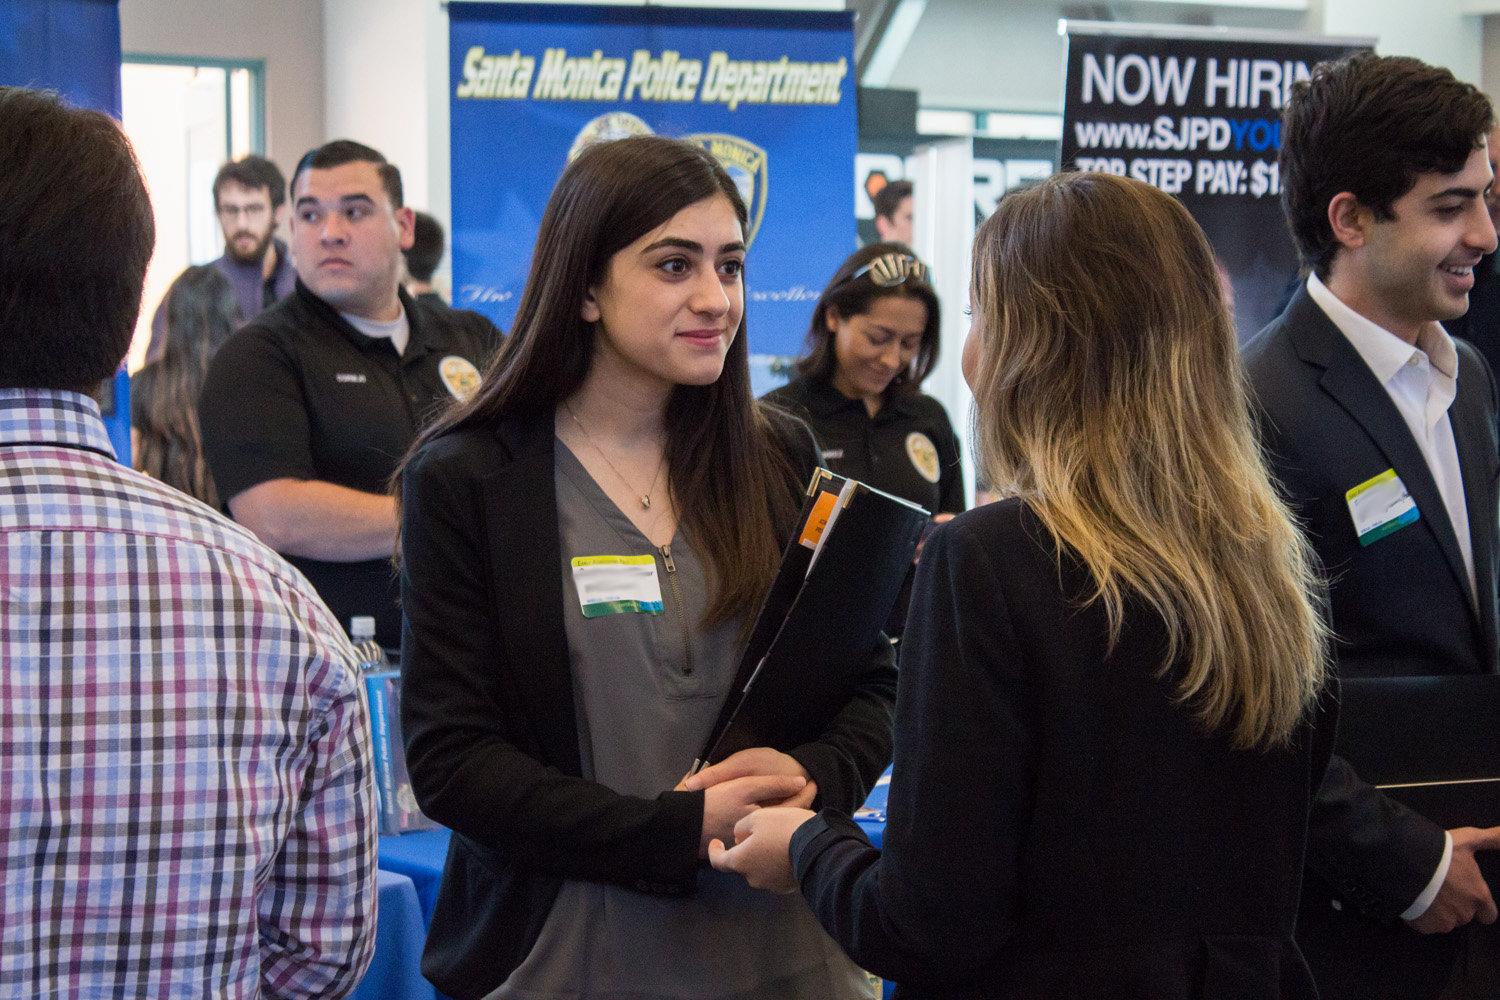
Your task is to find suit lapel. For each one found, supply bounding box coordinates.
[483,414,583,776]
[1287,291,1477,617]
[1450,344,1500,670]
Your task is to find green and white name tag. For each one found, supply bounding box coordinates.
[1345,468,1419,547]
[570,554,664,618]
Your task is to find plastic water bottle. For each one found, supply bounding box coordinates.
[350,615,385,670]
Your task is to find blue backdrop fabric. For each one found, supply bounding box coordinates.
[449,2,857,358]
[0,0,121,112]
[0,0,130,462]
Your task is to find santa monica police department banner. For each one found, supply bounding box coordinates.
[1060,24,1369,338]
[450,2,856,358]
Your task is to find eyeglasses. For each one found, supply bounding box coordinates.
[837,252,930,291]
[217,203,270,221]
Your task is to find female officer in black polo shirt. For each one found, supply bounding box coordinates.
[762,244,964,520]
[763,244,964,635]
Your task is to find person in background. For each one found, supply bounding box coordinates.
[395,135,894,1000]
[0,85,376,999]
[1247,53,1500,999]
[132,264,240,506]
[764,244,962,517]
[762,242,964,633]
[710,171,1335,999]
[199,139,500,647]
[404,210,449,308]
[872,179,913,245]
[145,154,295,364]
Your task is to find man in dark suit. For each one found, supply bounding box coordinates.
[1245,53,1500,999]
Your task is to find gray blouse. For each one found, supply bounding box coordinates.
[486,440,874,1000]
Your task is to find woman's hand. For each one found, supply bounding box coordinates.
[683,747,818,809]
[695,774,807,858]
[708,806,817,893]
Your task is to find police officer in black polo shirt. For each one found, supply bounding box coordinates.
[762,244,964,634]
[764,243,964,516]
[199,140,499,648]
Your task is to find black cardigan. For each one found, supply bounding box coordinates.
[789,499,1336,999]
[398,408,897,998]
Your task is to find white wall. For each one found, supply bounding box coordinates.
[1485,16,1500,103]
[883,0,1311,114]
[876,0,1491,116]
[322,0,435,213]
[1318,0,1482,83]
[119,0,325,167]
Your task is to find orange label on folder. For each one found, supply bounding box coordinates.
[799,491,839,549]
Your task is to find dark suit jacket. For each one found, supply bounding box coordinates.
[790,499,1335,999]
[398,408,897,999]
[1244,286,1500,999]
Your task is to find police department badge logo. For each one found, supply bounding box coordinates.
[439,356,482,403]
[906,432,940,484]
[684,133,768,248]
[568,111,654,162]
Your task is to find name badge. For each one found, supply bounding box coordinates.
[571,555,663,618]
[1345,468,1419,546]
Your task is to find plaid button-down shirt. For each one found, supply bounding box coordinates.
[0,389,378,998]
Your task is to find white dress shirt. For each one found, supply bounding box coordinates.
[1306,273,1463,920]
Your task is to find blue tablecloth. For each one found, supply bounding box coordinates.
[378,828,451,926]
[352,870,437,1000]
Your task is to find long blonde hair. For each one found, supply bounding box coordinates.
[968,172,1328,748]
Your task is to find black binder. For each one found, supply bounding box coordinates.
[1336,674,1500,885]
[694,468,929,768]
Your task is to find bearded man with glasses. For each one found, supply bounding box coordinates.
[146,154,296,362]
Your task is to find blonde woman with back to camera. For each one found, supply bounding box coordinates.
[711,171,1336,999]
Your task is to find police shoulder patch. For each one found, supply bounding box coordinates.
[906,431,940,484]
[439,355,482,403]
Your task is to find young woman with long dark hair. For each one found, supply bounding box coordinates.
[712,172,1335,999]
[395,135,894,1000]
[131,264,239,505]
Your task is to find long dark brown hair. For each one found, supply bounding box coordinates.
[399,135,797,628]
[133,265,239,505]
[795,241,940,397]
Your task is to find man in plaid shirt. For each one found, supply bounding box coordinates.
[0,87,378,997]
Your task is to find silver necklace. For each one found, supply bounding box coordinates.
[564,402,666,511]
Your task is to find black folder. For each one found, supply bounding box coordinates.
[694,468,929,768]
[1336,674,1500,885]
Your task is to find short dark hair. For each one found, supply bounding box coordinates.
[292,139,403,208]
[213,154,286,210]
[1282,53,1493,278]
[405,211,445,282]
[0,87,154,392]
[796,241,941,396]
[872,179,913,221]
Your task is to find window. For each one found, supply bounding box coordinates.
[121,57,264,371]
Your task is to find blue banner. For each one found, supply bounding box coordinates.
[449,2,856,358]
[0,0,130,461]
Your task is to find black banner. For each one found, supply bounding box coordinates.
[1060,28,1368,337]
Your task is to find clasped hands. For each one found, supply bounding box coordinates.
[1406,825,1500,934]
[675,747,817,892]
